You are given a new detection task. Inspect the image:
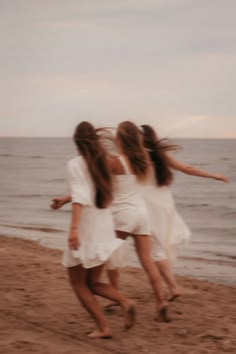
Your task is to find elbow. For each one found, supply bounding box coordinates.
[184,166,195,175]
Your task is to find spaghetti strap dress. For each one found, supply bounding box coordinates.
[107,155,152,269]
[110,155,151,235]
[111,164,191,269]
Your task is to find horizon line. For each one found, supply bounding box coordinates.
[0,136,235,140]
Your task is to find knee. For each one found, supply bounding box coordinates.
[70,279,86,294]
[72,283,82,294]
[69,278,78,290]
[87,280,100,294]
[86,278,96,292]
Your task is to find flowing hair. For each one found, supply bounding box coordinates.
[141,124,179,186]
[73,121,113,208]
[117,121,149,180]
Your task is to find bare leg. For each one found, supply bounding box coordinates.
[156,260,180,301]
[67,265,112,338]
[88,265,136,330]
[104,269,120,310]
[107,268,119,289]
[129,233,171,322]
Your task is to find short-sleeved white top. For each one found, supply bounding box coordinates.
[62,156,124,269]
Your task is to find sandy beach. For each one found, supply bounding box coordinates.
[1,235,236,354]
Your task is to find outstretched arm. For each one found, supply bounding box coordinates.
[50,195,71,209]
[166,154,229,183]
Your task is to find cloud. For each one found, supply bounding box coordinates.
[165,116,236,138]
[0,0,235,136]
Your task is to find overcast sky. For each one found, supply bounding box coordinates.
[0,0,235,137]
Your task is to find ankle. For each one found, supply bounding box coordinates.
[169,286,179,294]
[159,300,167,308]
[99,325,111,332]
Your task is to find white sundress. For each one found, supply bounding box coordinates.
[139,166,191,262]
[107,155,152,269]
[62,156,124,269]
[115,165,191,269]
[110,155,151,236]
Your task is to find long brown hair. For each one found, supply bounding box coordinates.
[141,124,179,186]
[117,121,149,180]
[73,121,113,208]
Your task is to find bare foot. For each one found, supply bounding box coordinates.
[104,302,119,311]
[158,305,172,323]
[168,292,181,302]
[87,328,112,339]
[123,301,136,330]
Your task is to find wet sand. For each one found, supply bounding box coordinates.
[1,235,236,354]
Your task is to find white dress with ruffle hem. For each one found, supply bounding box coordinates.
[62,156,124,269]
[113,166,191,268]
[139,167,191,262]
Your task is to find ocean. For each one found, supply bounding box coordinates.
[0,138,235,285]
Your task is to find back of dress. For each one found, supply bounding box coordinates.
[138,162,191,261]
[110,155,151,236]
[63,155,124,269]
[111,155,140,207]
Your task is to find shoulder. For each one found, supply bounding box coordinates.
[109,154,127,175]
[67,156,83,167]
[67,156,85,174]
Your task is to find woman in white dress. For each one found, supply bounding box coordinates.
[140,124,229,296]
[107,124,229,302]
[62,121,136,339]
[107,121,170,321]
[52,122,171,322]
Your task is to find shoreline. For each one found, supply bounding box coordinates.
[1,235,236,354]
[1,226,236,287]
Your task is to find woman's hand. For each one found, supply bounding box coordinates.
[50,197,66,209]
[214,174,230,183]
[68,228,80,250]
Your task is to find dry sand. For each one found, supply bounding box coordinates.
[1,235,236,354]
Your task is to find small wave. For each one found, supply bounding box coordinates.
[8,194,46,198]
[180,255,236,266]
[0,154,14,157]
[223,211,236,216]
[6,194,70,200]
[30,155,44,159]
[0,154,44,159]
[216,253,236,261]
[178,203,210,208]
[0,223,64,233]
[46,178,65,183]
[191,240,236,246]
[220,157,231,161]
